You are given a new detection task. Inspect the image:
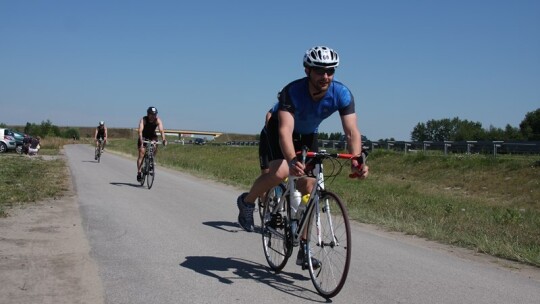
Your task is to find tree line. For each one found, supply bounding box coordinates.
[411,108,540,142]
[0,120,80,139]
[3,108,539,143]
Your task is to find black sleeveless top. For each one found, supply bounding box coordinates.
[142,116,158,139]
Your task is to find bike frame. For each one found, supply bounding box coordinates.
[262,148,364,298]
[142,140,160,171]
[95,138,103,162]
[269,151,336,250]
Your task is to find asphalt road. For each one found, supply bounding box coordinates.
[65,144,540,304]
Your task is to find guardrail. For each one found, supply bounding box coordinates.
[183,140,540,156]
[370,140,540,156]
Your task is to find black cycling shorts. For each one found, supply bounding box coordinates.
[260,118,318,168]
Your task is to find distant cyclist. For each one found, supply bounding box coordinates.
[137,106,167,182]
[94,121,108,158]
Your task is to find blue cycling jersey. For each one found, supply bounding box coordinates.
[277,77,355,134]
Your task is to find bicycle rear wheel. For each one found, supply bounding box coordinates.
[306,191,351,298]
[261,184,291,272]
[146,157,155,189]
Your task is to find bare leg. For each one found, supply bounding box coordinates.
[137,147,145,173]
[244,159,289,204]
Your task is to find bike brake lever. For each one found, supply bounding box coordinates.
[301,146,308,164]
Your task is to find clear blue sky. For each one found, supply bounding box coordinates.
[1,0,539,141]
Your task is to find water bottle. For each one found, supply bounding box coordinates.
[296,194,310,220]
[289,190,302,246]
[291,190,302,217]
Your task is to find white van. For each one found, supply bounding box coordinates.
[0,128,17,153]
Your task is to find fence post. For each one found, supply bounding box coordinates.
[444,141,453,155]
[423,141,432,152]
[493,141,503,157]
[466,141,477,154]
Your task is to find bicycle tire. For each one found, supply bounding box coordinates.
[95,146,101,163]
[261,183,291,272]
[139,157,147,186]
[146,157,155,189]
[306,191,351,298]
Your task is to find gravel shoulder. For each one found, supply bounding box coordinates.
[0,152,104,304]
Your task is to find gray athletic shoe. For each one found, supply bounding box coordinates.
[296,241,321,270]
[237,192,255,232]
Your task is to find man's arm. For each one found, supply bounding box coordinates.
[157,118,166,142]
[340,113,361,164]
[341,113,369,178]
[138,118,144,141]
[278,110,296,164]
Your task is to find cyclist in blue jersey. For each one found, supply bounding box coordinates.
[137,106,167,182]
[237,46,369,244]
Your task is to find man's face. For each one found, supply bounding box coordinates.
[147,113,157,121]
[308,67,335,92]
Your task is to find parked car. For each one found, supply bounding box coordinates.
[12,131,26,154]
[0,128,17,153]
[194,138,206,145]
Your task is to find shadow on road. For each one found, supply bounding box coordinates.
[110,182,142,188]
[203,221,263,234]
[179,256,324,301]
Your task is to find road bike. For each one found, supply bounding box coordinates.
[95,138,104,163]
[261,147,366,298]
[139,140,162,189]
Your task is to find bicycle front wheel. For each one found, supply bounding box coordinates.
[95,147,101,163]
[146,157,155,189]
[261,184,291,272]
[139,158,147,186]
[306,191,351,298]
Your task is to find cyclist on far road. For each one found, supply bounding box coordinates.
[137,106,167,182]
[237,46,369,266]
[94,121,108,158]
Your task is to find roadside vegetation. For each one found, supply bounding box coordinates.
[0,154,67,217]
[1,137,539,267]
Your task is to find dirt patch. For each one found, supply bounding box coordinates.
[0,157,103,304]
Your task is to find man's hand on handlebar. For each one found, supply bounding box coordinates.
[288,157,305,177]
[349,151,369,179]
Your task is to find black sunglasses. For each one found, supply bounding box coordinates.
[312,67,335,76]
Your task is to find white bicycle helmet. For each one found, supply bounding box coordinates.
[99,121,104,126]
[303,46,339,68]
